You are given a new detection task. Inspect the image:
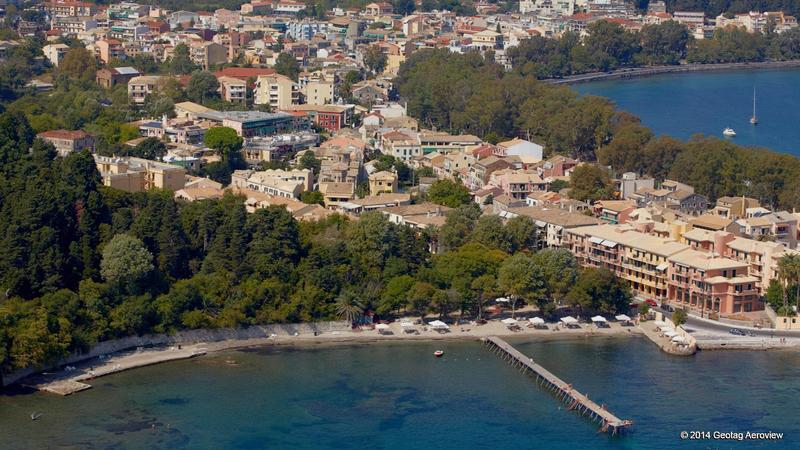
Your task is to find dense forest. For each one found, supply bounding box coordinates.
[660,0,800,17]
[397,49,800,210]
[508,21,800,78]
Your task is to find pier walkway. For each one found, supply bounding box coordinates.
[482,336,633,435]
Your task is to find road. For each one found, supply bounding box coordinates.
[651,303,800,348]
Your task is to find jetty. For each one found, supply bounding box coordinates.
[482,336,633,435]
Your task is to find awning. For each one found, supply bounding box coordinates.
[588,236,604,244]
[591,315,607,323]
[615,314,632,322]
[656,262,669,271]
[601,240,618,248]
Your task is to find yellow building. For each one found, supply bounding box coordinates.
[368,170,398,195]
[94,155,187,192]
[254,74,300,110]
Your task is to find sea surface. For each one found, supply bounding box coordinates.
[574,68,800,156]
[1,336,799,449]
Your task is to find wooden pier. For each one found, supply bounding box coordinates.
[482,336,633,435]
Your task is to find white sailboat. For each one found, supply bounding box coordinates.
[723,127,736,137]
[750,87,758,125]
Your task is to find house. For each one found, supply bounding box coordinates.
[303,76,335,106]
[617,172,655,200]
[593,200,636,224]
[231,168,313,198]
[380,130,421,161]
[368,170,397,195]
[283,104,354,132]
[37,129,94,157]
[712,196,760,220]
[467,155,513,190]
[363,2,393,16]
[381,202,452,231]
[338,193,411,216]
[42,43,69,67]
[319,181,356,208]
[736,211,798,249]
[489,169,547,200]
[218,76,247,104]
[96,39,124,64]
[128,75,171,104]
[190,42,228,70]
[689,214,738,233]
[96,66,140,89]
[94,155,187,192]
[495,138,543,164]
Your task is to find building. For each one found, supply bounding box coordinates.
[735,211,798,248]
[96,39,124,64]
[190,42,228,70]
[319,181,356,208]
[217,76,247,104]
[618,172,655,200]
[95,66,140,89]
[128,75,171,104]
[201,111,296,138]
[364,2,393,16]
[368,170,397,195]
[231,168,312,198]
[254,74,300,109]
[380,130,421,161]
[42,43,69,67]
[489,169,547,200]
[712,196,760,220]
[500,206,603,249]
[303,77,335,106]
[94,155,187,192]
[593,200,636,224]
[37,129,94,157]
[495,138,544,164]
[284,104,354,132]
[45,1,96,17]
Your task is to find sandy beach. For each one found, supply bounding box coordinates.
[21,317,642,395]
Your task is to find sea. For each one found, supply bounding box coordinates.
[2,336,799,449]
[574,68,800,156]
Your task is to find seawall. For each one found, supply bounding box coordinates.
[547,60,800,85]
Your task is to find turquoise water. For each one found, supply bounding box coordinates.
[575,69,800,156]
[1,336,799,449]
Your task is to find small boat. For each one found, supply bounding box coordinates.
[433,350,444,357]
[750,87,758,125]
[30,412,43,421]
[723,127,736,137]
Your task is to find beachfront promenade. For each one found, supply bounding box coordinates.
[482,336,633,435]
[17,318,641,395]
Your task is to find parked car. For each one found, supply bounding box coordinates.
[729,328,745,336]
[645,299,658,308]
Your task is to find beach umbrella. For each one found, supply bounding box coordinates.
[615,314,631,322]
[664,331,678,338]
[529,317,545,325]
[501,318,518,325]
[560,316,578,325]
[672,335,687,344]
[429,320,449,329]
[591,315,607,323]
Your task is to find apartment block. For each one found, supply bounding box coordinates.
[94,155,187,192]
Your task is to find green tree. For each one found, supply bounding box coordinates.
[566,268,631,315]
[186,70,220,104]
[568,164,615,202]
[672,308,688,327]
[274,53,300,80]
[300,190,324,205]
[364,45,388,75]
[298,150,321,174]
[170,44,198,75]
[100,234,154,286]
[498,253,546,316]
[58,47,98,82]
[427,179,471,208]
[130,137,167,160]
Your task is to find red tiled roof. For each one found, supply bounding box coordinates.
[38,129,91,140]
[214,67,276,80]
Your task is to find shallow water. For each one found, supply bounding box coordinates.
[575,68,800,155]
[1,336,798,449]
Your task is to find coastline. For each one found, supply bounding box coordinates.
[15,320,642,395]
[546,60,800,85]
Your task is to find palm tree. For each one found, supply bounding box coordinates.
[335,293,363,325]
[777,254,800,318]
